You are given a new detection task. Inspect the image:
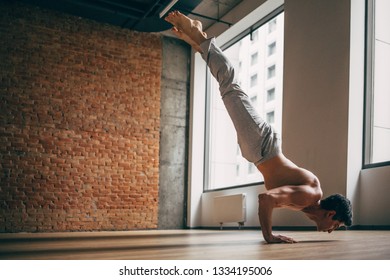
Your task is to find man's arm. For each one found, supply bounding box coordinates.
[258,184,320,243]
[258,192,297,243]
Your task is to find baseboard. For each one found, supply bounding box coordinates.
[188,225,390,231]
[348,225,390,230]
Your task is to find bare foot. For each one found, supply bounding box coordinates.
[171,26,203,53]
[165,11,207,52]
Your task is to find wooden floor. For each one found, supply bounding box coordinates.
[1,229,389,260]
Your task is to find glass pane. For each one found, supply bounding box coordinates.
[207,12,284,189]
[370,0,390,164]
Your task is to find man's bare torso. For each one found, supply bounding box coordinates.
[257,154,323,209]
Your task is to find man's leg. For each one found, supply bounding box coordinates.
[199,39,281,165]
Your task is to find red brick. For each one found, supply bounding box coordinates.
[0,1,161,232]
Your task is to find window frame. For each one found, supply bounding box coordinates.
[203,5,285,192]
[363,0,390,169]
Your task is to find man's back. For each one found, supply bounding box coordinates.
[257,154,323,209]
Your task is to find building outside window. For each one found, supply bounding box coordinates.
[205,11,284,190]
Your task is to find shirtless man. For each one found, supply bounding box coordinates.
[165,11,352,243]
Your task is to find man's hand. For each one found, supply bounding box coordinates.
[265,234,297,244]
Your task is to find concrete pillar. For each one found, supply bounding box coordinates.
[158,36,191,229]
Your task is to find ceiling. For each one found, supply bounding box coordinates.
[17,0,242,32]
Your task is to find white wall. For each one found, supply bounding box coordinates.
[359,165,390,225]
[282,0,350,199]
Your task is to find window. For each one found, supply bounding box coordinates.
[268,18,277,33]
[267,65,276,79]
[267,88,275,102]
[364,0,390,167]
[266,111,275,124]
[251,52,258,66]
[268,42,276,56]
[251,30,259,43]
[205,11,284,190]
[250,74,258,87]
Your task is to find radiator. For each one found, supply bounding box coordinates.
[213,193,246,229]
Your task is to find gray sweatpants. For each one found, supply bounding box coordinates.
[200,38,281,166]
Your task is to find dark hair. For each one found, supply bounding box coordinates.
[320,194,352,226]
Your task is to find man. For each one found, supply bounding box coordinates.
[165,11,352,243]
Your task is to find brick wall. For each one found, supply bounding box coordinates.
[0,2,162,232]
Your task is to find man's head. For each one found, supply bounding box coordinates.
[317,194,352,232]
